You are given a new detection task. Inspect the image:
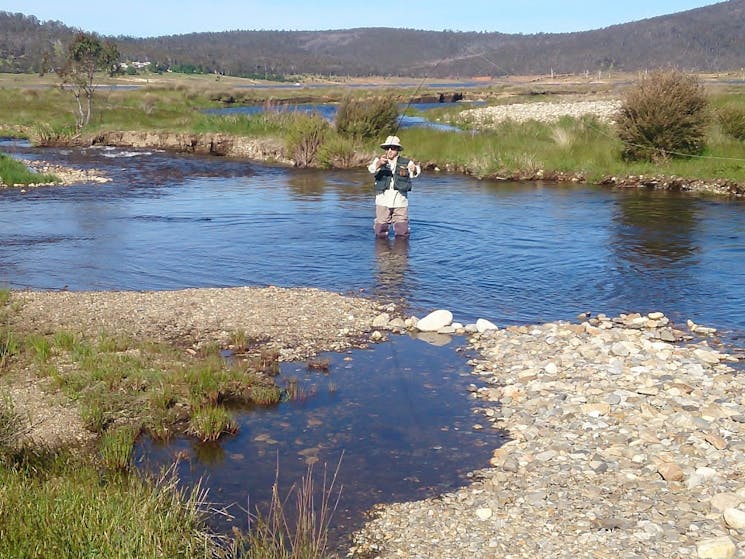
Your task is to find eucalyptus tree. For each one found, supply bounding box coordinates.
[55,32,120,131]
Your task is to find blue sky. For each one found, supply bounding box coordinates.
[4,1,724,37]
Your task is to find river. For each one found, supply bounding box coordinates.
[2,141,744,547]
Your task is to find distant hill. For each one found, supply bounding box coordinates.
[2,1,745,78]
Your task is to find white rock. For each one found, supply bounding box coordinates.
[723,507,745,530]
[372,313,390,327]
[687,467,721,490]
[476,318,498,333]
[475,507,493,520]
[416,309,453,332]
[694,348,720,364]
[696,536,736,559]
[544,362,558,375]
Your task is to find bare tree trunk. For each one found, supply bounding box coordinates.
[84,91,93,126]
[73,90,85,130]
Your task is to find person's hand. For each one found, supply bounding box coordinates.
[379,156,388,168]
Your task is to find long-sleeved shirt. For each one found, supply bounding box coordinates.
[367,154,421,208]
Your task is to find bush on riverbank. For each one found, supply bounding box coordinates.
[616,69,709,162]
[335,95,398,140]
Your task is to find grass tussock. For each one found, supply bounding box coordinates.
[0,152,58,186]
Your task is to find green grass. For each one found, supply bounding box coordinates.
[405,108,745,183]
[36,332,280,441]
[188,405,238,442]
[0,288,337,558]
[0,152,59,187]
[2,73,745,186]
[0,456,231,559]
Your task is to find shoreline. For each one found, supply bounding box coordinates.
[350,311,745,558]
[4,286,744,557]
[6,94,745,197]
[14,138,745,198]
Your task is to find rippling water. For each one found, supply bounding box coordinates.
[3,142,744,335]
[2,141,745,545]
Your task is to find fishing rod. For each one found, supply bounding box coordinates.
[393,58,446,136]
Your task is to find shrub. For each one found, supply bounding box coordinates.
[335,95,398,140]
[717,105,745,141]
[616,69,709,161]
[316,135,368,169]
[285,112,330,168]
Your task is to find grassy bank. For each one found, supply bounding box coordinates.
[1,73,745,188]
[0,288,334,558]
[0,151,59,186]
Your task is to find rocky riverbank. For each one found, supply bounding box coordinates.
[458,98,623,125]
[5,285,745,557]
[350,311,745,559]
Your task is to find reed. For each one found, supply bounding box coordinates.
[236,458,343,559]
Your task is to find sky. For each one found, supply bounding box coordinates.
[3,1,726,37]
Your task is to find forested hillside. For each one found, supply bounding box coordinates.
[2,1,744,78]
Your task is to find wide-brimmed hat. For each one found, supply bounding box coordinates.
[380,135,403,150]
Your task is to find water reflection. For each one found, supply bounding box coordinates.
[613,191,699,267]
[374,236,410,303]
[286,169,331,200]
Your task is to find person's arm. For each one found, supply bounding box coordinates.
[368,156,387,174]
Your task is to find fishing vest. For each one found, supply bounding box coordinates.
[374,156,413,194]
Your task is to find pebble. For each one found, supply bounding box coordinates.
[350,311,744,559]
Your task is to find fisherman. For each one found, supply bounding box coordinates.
[368,135,421,238]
